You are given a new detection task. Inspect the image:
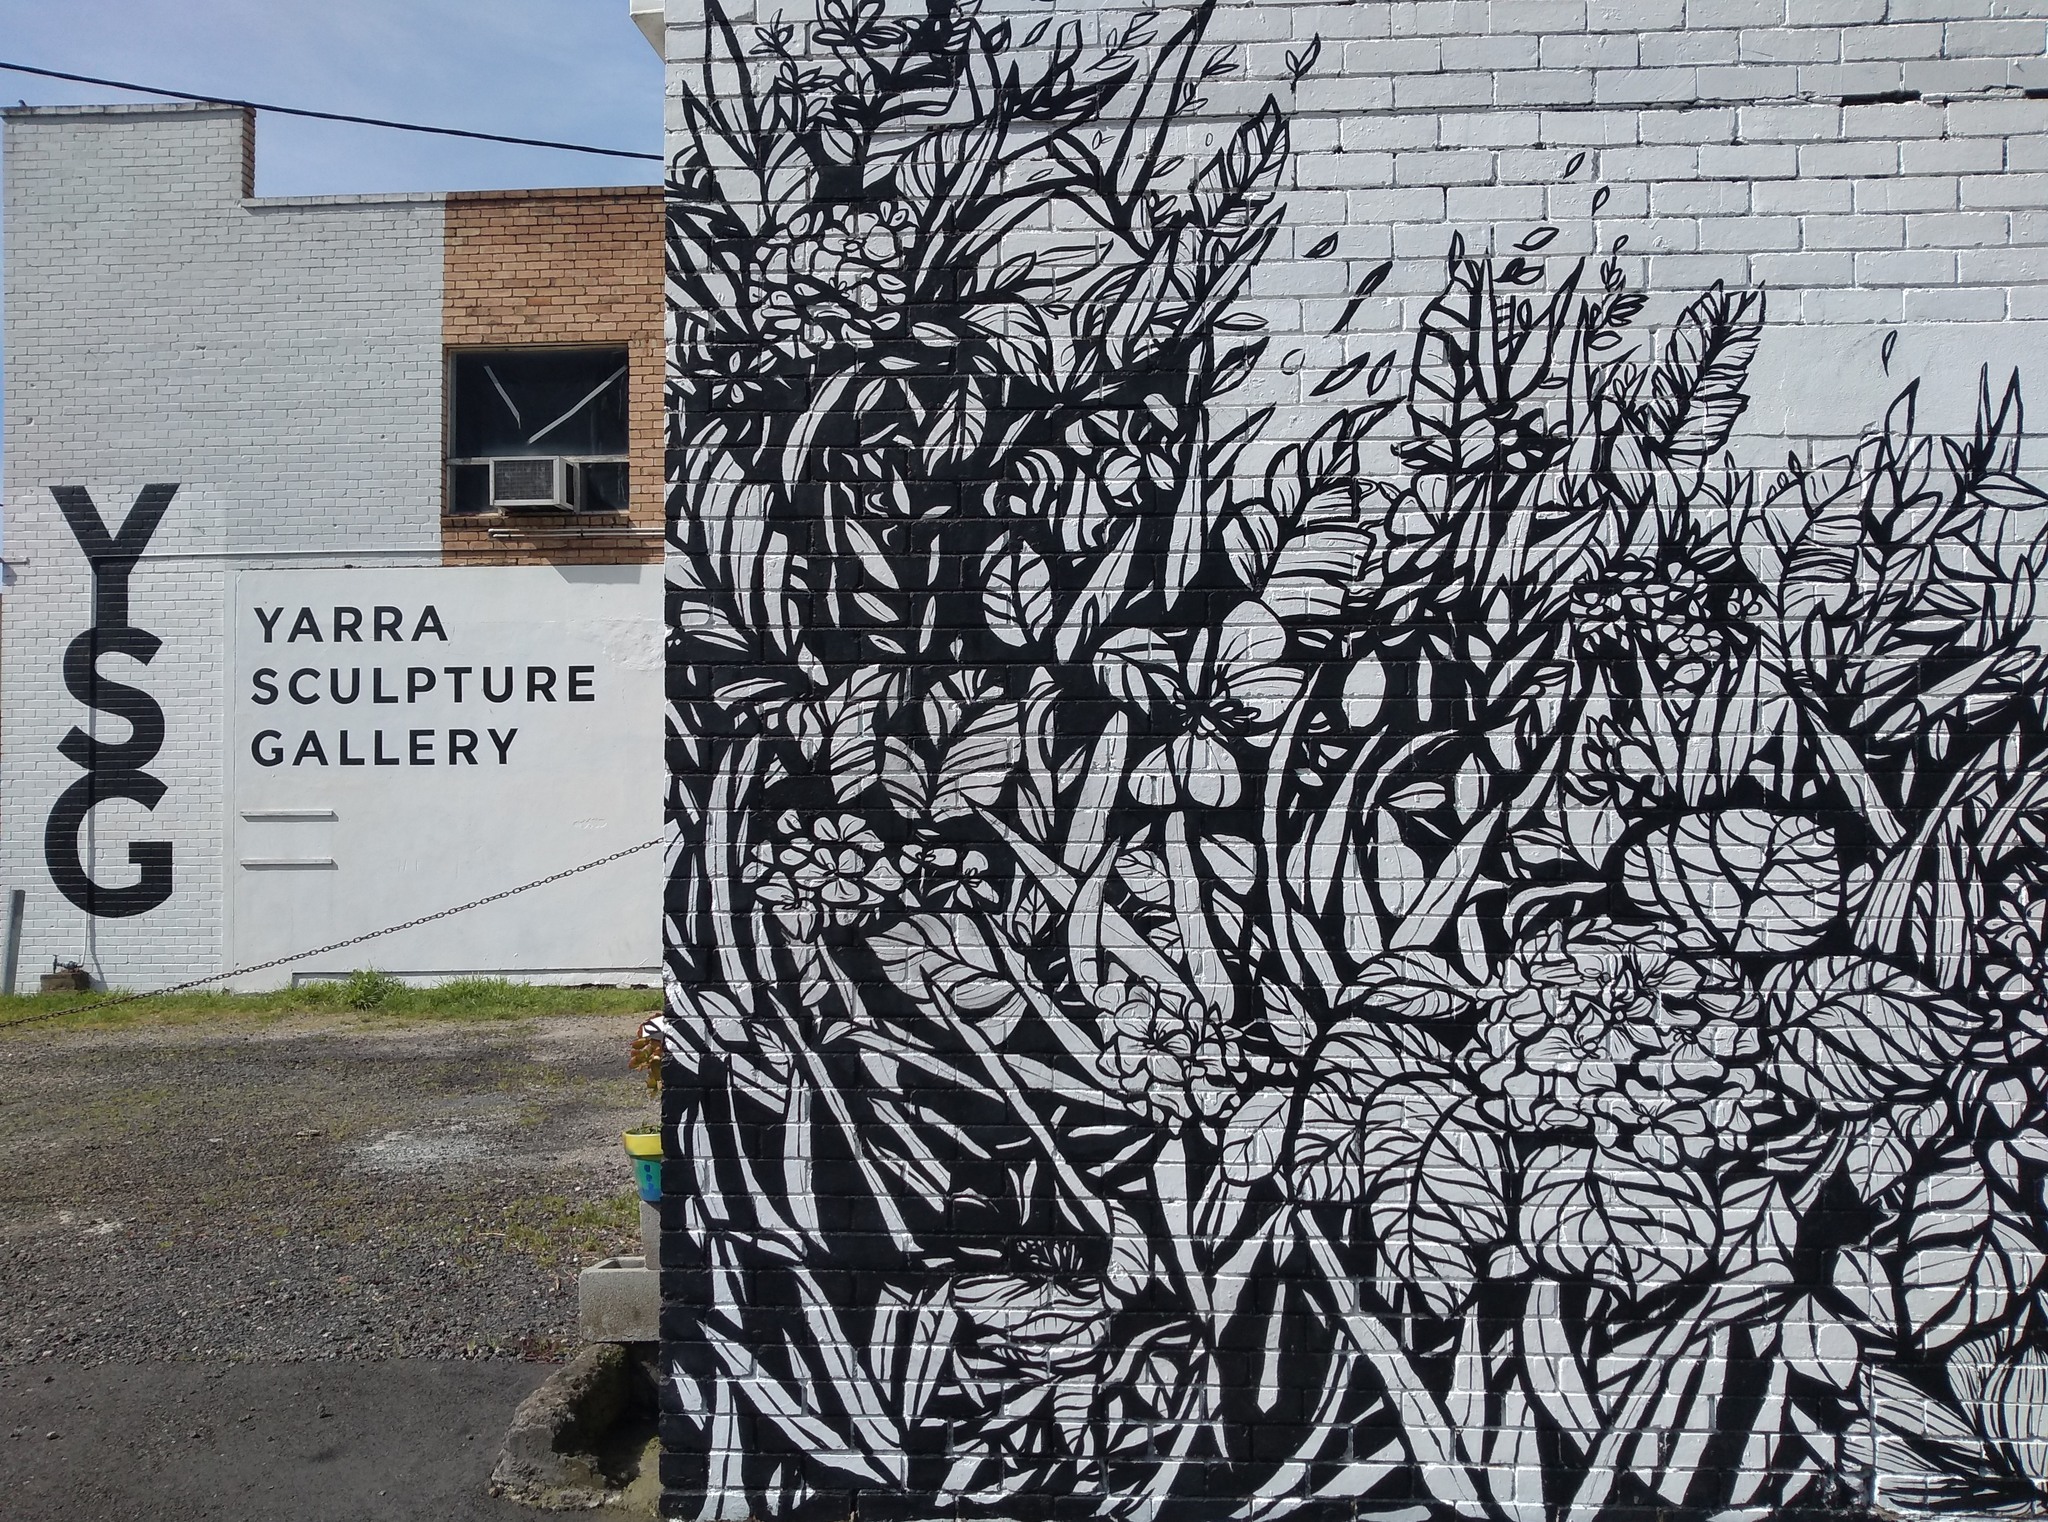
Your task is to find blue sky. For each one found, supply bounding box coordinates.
[0,0,664,513]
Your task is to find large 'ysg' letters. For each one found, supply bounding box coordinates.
[44,484,177,917]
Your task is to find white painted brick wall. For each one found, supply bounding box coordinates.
[661,3,2047,455]
[658,1,2048,1516]
[1,104,444,988]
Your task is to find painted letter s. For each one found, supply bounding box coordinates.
[47,627,173,917]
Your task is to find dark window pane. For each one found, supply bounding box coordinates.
[451,349,628,458]
[576,462,630,513]
[449,462,491,515]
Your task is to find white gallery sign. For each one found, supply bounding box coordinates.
[227,564,662,984]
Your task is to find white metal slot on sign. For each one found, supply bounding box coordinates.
[238,808,337,871]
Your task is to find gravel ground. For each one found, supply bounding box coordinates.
[0,1013,652,1366]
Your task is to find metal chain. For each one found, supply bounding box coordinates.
[0,836,663,1032]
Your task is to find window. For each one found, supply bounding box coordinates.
[447,348,629,514]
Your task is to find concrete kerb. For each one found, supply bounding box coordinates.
[489,1342,660,1512]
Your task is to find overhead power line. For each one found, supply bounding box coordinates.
[0,60,662,162]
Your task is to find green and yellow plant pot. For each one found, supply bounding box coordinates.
[623,1126,663,1204]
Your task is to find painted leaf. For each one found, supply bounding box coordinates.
[1518,1280,1602,1449]
[1899,1159,2044,1350]
[1844,1097,1947,1202]
[961,302,1056,388]
[982,537,1055,649]
[1218,1086,1293,1185]
[1263,524,1375,621]
[1718,1176,1799,1288]
[1290,1025,1456,1203]
[930,702,1023,821]
[1198,831,1258,947]
[1015,689,1059,843]
[1624,809,1846,955]
[1114,844,1175,911]
[1335,951,1476,1023]
[1767,956,1984,1118]
[1373,808,1428,919]
[1222,497,1284,590]
[1648,282,1765,461]
[1831,1248,1899,1340]
[879,735,931,815]
[1275,1059,1501,1312]
[1341,653,1387,729]
[1197,833,1258,897]
[1978,1345,2048,1491]
[1095,627,1181,710]
[1192,97,1288,233]
[1445,1315,1545,1522]
[1778,1295,1862,1392]
[869,914,1025,1039]
[894,1288,958,1428]
[1521,1146,1719,1298]
[1363,1081,1509,1315]
[1632,1330,1733,1506]
[672,590,753,654]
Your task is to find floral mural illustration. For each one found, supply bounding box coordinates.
[655,1,2048,1517]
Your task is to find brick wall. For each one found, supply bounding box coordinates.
[659,2,2048,1518]
[442,187,666,566]
[2,105,671,990]
[0,104,444,988]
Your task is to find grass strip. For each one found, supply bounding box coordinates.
[0,972,661,1036]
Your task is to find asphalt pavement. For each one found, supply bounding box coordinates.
[2,1359,551,1522]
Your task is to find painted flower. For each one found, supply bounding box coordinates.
[949,1244,1112,1454]
[1567,554,1747,689]
[1098,977,1196,1094]
[1091,977,1235,1124]
[1099,601,1304,809]
[749,203,911,360]
[707,344,765,409]
[1467,921,1762,1166]
[812,0,909,58]
[1470,925,1758,1297]
[903,843,1002,911]
[744,810,903,938]
[827,203,913,271]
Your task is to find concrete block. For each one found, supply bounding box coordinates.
[579,1256,660,1344]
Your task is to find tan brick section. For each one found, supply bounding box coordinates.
[441,186,663,566]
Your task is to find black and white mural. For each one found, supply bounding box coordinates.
[656,2,2048,1516]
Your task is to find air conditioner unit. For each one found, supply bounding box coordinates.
[489,457,567,510]
[567,459,631,514]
